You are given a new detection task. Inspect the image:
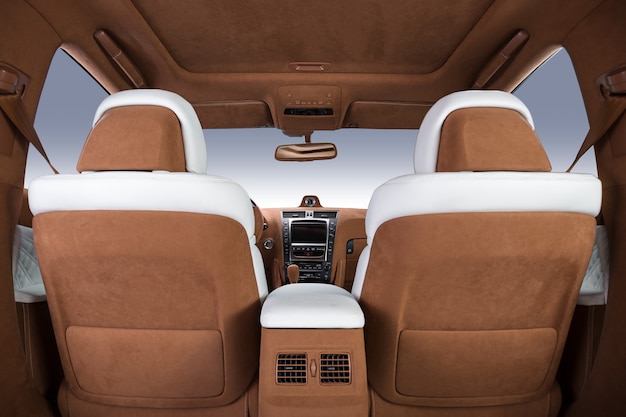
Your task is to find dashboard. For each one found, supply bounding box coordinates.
[255,196,366,291]
[282,210,338,283]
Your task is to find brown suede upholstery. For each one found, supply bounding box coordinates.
[358,99,599,416]
[437,107,552,172]
[15,301,63,400]
[361,213,595,412]
[34,211,261,413]
[369,384,562,417]
[259,328,369,417]
[76,106,186,172]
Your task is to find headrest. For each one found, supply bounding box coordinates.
[77,106,186,172]
[437,107,551,172]
[76,89,207,173]
[414,90,551,173]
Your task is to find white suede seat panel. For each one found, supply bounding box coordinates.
[12,225,46,303]
[578,225,609,306]
[15,285,47,304]
[30,173,254,237]
[365,172,602,244]
[261,283,364,329]
[351,246,370,301]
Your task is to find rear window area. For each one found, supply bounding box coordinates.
[514,48,595,174]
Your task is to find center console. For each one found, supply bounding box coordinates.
[282,210,338,283]
[259,283,368,417]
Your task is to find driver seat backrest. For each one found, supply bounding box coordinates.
[352,90,601,417]
[29,89,267,417]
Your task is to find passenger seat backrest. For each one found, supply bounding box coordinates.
[29,89,267,417]
[353,90,601,417]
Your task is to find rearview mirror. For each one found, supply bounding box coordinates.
[275,142,337,161]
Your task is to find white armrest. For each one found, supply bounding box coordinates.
[261,283,365,329]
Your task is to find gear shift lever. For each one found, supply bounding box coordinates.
[287,264,300,284]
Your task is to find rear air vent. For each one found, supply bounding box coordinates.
[276,353,307,384]
[320,353,351,384]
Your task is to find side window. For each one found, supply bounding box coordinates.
[514,48,596,174]
[26,49,107,185]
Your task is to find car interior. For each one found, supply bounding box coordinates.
[1,0,625,416]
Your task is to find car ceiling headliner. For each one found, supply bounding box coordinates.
[23,0,605,131]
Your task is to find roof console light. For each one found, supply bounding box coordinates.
[277,85,341,130]
[284,108,334,116]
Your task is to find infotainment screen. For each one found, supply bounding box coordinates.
[290,221,327,244]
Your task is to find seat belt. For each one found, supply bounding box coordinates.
[567,96,626,172]
[0,65,58,174]
[567,66,626,173]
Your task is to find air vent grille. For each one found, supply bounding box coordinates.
[313,211,338,219]
[276,353,307,384]
[320,353,351,384]
[282,211,305,218]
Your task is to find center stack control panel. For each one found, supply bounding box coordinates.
[282,210,338,283]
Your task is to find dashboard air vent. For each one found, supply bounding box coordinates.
[313,211,337,219]
[282,211,305,218]
[276,353,307,384]
[320,353,351,384]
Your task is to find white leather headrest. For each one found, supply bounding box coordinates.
[93,89,207,174]
[414,91,534,173]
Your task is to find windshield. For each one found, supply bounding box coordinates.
[28,48,595,210]
[204,128,415,208]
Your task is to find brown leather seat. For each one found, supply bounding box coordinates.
[29,89,267,417]
[352,90,602,417]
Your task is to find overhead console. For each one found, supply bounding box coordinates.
[277,85,342,130]
[282,210,338,283]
